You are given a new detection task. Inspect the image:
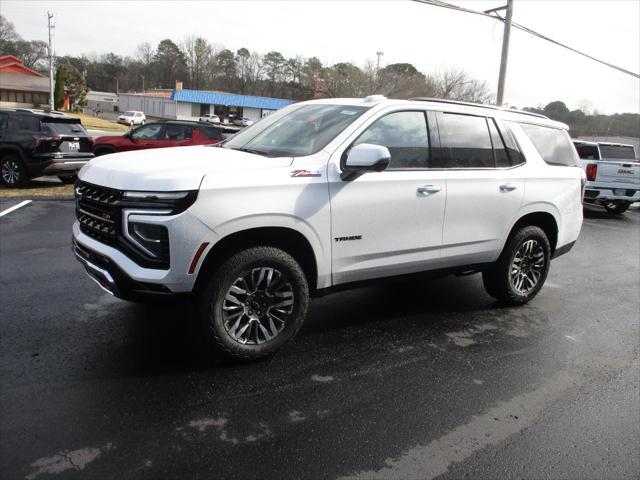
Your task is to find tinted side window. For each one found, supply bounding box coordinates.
[488,118,510,167]
[199,126,223,140]
[7,114,40,132]
[520,123,577,166]
[441,113,494,168]
[163,124,192,140]
[354,111,430,169]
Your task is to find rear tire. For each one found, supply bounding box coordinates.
[603,200,630,215]
[58,174,77,184]
[196,246,309,362]
[482,226,551,306]
[0,154,29,188]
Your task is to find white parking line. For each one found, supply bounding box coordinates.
[0,200,32,217]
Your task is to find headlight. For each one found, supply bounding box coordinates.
[121,190,198,214]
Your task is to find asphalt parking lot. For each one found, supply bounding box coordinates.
[1,200,638,479]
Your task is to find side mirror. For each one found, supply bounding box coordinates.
[341,143,391,181]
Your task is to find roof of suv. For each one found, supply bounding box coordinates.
[0,107,78,120]
[302,96,567,130]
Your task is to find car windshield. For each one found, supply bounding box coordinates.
[223,104,369,157]
[123,111,135,116]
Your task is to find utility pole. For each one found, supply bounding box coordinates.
[47,11,54,110]
[495,0,513,106]
[374,51,384,92]
[375,51,384,75]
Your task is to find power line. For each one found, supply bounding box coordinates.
[412,0,640,79]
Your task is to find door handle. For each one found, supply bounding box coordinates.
[500,183,517,192]
[417,185,441,195]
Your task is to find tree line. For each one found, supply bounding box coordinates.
[1,15,638,138]
[523,101,640,139]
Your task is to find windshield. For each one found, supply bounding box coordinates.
[123,111,135,116]
[599,144,637,160]
[223,104,369,157]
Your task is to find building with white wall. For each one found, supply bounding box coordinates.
[117,88,294,123]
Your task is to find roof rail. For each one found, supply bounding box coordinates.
[408,97,549,120]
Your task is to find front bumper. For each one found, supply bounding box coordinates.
[73,237,174,298]
[72,209,215,297]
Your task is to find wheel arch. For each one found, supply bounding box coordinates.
[193,226,320,295]
[93,145,116,156]
[0,145,27,162]
[506,210,559,255]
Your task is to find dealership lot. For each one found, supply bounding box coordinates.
[0,201,638,479]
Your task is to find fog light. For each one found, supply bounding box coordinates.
[128,222,168,259]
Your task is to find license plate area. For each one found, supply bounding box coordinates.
[614,189,627,195]
[67,141,80,151]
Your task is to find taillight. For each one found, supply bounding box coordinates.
[33,134,62,148]
[586,163,597,181]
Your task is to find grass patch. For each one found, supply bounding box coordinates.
[70,113,129,132]
[0,182,74,197]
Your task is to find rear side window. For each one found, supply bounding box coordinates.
[163,124,193,140]
[7,114,40,132]
[43,121,87,135]
[440,113,494,168]
[353,111,430,169]
[575,144,600,160]
[199,126,223,140]
[520,123,577,166]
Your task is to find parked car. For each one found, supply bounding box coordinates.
[199,113,220,124]
[117,111,146,126]
[0,108,94,187]
[92,120,224,156]
[233,117,254,127]
[573,140,639,214]
[72,96,583,361]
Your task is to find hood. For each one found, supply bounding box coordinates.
[78,145,293,191]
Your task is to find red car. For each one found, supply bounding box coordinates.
[92,120,224,156]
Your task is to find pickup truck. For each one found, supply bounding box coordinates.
[573,141,640,214]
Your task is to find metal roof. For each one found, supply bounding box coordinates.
[170,89,295,110]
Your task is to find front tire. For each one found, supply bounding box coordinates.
[0,155,29,188]
[197,247,309,362]
[483,226,551,306]
[58,174,77,184]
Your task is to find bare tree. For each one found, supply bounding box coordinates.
[429,67,492,104]
[135,42,155,66]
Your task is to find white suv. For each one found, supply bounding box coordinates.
[117,111,146,126]
[72,96,584,361]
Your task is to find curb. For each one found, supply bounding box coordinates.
[0,196,75,202]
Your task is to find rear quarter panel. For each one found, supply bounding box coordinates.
[508,122,583,250]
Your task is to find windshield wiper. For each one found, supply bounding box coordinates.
[231,147,269,156]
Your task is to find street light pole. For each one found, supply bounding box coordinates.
[47,11,54,110]
[496,0,513,106]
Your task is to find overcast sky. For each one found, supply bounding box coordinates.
[2,0,639,114]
